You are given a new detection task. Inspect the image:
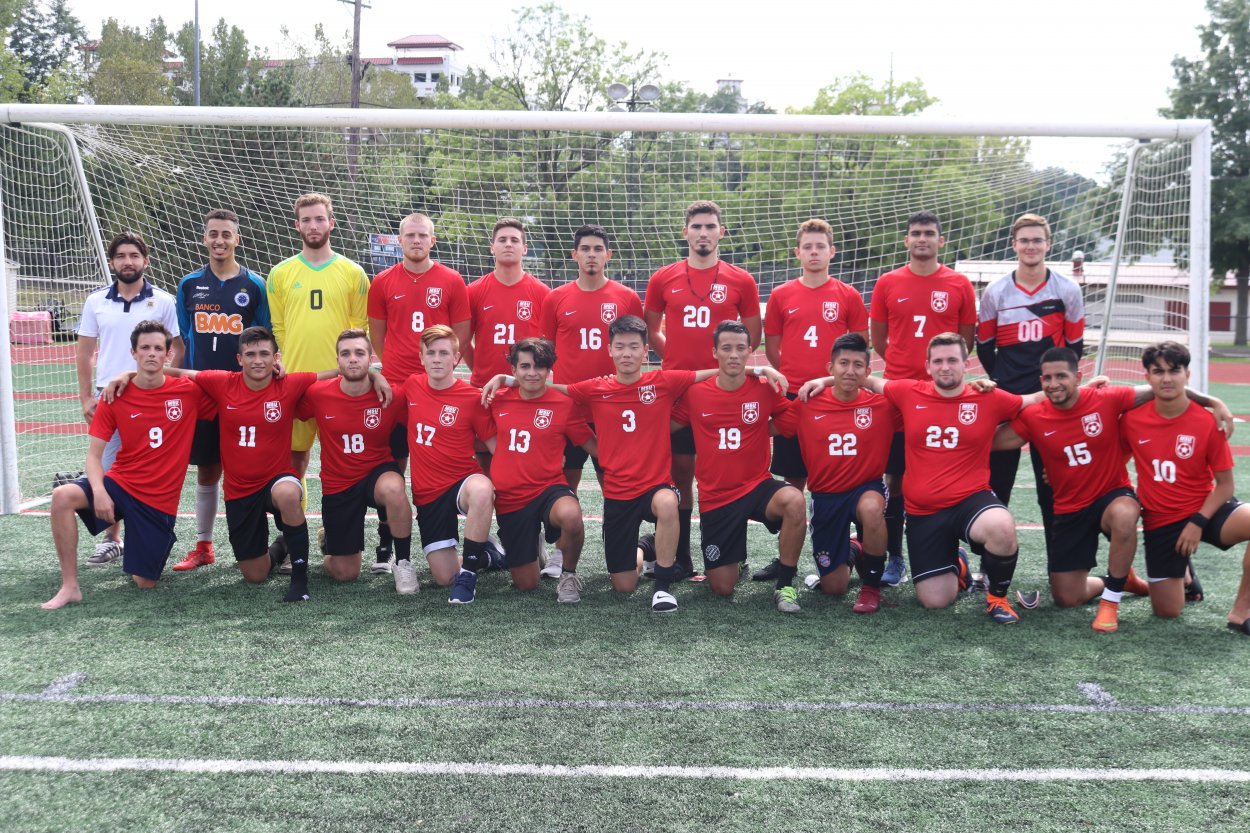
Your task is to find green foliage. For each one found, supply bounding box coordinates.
[5,0,84,102]
[171,18,255,107]
[86,17,173,105]
[794,72,937,117]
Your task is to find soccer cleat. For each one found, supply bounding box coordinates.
[541,547,564,579]
[448,570,477,604]
[774,585,801,613]
[267,536,287,575]
[282,582,310,603]
[1185,562,1204,602]
[881,554,906,587]
[640,560,656,578]
[1015,590,1042,610]
[985,593,1020,624]
[650,590,678,612]
[738,561,751,585]
[956,547,971,592]
[556,572,583,604]
[393,559,419,594]
[371,556,393,575]
[751,558,781,582]
[968,572,990,593]
[804,574,821,591]
[1124,568,1150,597]
[172,542,215,571]
[87,540,123,566]
[485,536,508,572]
[637,533,657,578]
[853,584,882,614]
[1092,599,1120,633]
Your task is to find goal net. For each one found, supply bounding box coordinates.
[0,106,1210,511]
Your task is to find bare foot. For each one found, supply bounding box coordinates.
[41,586,83,610]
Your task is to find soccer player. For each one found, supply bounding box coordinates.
[774,334,900,614]
[296,330,411,588]
[172,208,270,572]
[467,218,550,389]
[1121,341,1250,630]
[868,211,977,586]
[644,200,762,575]
[75,231,182,568]
[403,325,497,605]
[978,213,1085,557]
[671,321,805,612]
[43,321,204,610]
[483,337,595,603]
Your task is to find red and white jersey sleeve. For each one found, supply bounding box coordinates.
[539,279,643,383]
[467,272,551,387]
[868,265,977,380]
[89,375,205,515]
[568,369,696,500]
[1010,385,1134,514]
[368,261,470,384]
[645,261,761,370]
[1121,400,1234,530]
[487,387,591,513]
[884,381,1022,515]
[764,277,868,393]
[194,370,318,500]
[403,374,491,506]
[773,388,900,494]
[295,378,405,495]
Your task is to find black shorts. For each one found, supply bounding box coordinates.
[496,484,577,568]
[188,417,221,467]
[1143,497,1244,580]
[415,475,480,554]
[563,435,604,475]
[389,423,408,461]
[699,479,793,570]
[905,491,1005,584]
[73,476,177,581]
[885,431,906,477]
[602,484,677,574]
[224,473,301,561]
[321,462,403,556]
[1049,487,1138,574]
[811,479,886,576]
[670,425,696,456]
[770,394,806,479]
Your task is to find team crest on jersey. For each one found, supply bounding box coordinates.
[426,287,443,308]
[363,408,382,430]
[439,404,459,427]
[822,301,840,323]
[709,284,728,304]
[1176,434,1196,459]
[165,399,183,421]
[930,291,949,313]
[600,303,618,323]
[958,402,978,425]
[854,407,872,429]
[1082,413,1103,437]
[534,408,553,429]
[638,385,657,405]
[233,291,250,307]
[264,400,282,423]
[516,300,533,321]
[742,402,760,425]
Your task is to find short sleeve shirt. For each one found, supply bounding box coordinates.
[773,389,900,494]
[539,280,643,384]
[764,277,868,393]
[467,272,551,387]
[295,379,406,495]
[645,261,761,370]
[486,387,592,513]
[368,261,470,384]
[868,265,976,381]
[78,281,181,387]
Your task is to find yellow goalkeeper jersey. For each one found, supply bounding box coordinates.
[267,253,369,372]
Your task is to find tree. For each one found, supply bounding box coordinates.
[171,19,252,106]
[6,0,84,102]
[1163,0,1250,344]
[86,18,173,105]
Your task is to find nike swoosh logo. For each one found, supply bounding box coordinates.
[701,412,714,417]
[670,288,682,293]
[392,294,405,300]
[565,310,578,316]
[897,297,909,302]
[482,305,494,311]
[788,308,800,314]
[813,415,827,420]
[914,405,926,409]
[130,413,142,419]
[1043,430,1057,436]
[324,415,335,420]
[226,405,239,410]
[497,413,508,417]
[1138,439,1150,444]
[602,394,613,399]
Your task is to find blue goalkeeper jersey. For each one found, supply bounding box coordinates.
[176,264,271,371]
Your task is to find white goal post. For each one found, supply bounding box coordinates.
[0,104,1212,513]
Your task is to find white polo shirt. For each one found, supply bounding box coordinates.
[78,280,181,387]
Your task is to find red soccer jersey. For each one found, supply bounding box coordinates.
[195,370,318,500]
[1010,386,1135,515]
[764,277,869,393]
[368,261,470,384]
[773,388,900,494]
[868,264,977,380]
[568,369,697,500]
[671,376,787,511]
[486,387,592,513]
[295,379,405,495]
[539,279,643,383]
[403,374,492,506]
[1121,400,1234,530]
[883,381,1023,515]
[89,375,207,515]
[645,261,761,371]
[467,271,551,387]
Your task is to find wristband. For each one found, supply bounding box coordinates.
[369,362,383,373]
[504,375,517,387]
[1188,513,1209,530]
[752,366,765,377]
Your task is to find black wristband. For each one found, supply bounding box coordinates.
[1188,513,1209,530]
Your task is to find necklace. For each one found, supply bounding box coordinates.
[683,261,721,303]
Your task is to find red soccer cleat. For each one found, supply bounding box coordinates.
[1124,568,1150,597]
[852,584,881,614]
[172,542,215,571]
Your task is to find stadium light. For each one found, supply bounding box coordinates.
[606,82,661,113]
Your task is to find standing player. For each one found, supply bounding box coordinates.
[483,337,595,603]
[43,321,204,609]
[75,232,182,567]
[775,334,900,614]
[868,211,977,586]
[172,208,270,572]
[644,200,762,575]
[467,218,550,389]
[671,321,805,612]
[978,213,1085,558]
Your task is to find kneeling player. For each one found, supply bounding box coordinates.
[485,338,594,602]
[44,321,206,609]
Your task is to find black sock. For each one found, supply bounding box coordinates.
[282,522,311,602]
[982,548,1018,597]
[654,564,676,593]
[462,538,488,573]
[885,493,904,559]
[376,508,392,557]
[676,509,693,572]
[1103,573,1127,594]
[774,562,797,590]
[393,534,411,563]
[856,552,887,588]
[638,533,656,564]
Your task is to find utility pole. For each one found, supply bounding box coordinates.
[337,0,370,180]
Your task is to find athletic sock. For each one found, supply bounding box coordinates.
[676,509,693,572]
[654,564,676,593]
[195,484,218,542]
[376,507,392,558]
[856,551,887,588]
[885,493,904,559]
[1102,573,1126,603]
[282,522,311,602]
[982,548,1019,597]
[774,562,797,590]
[462,538,489,573]
[393,534,411,563]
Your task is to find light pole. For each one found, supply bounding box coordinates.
[606,82,660,278]
[193,0,200,106]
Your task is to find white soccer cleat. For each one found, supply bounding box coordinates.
[393,559,420,595]
[540,547,564,579]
